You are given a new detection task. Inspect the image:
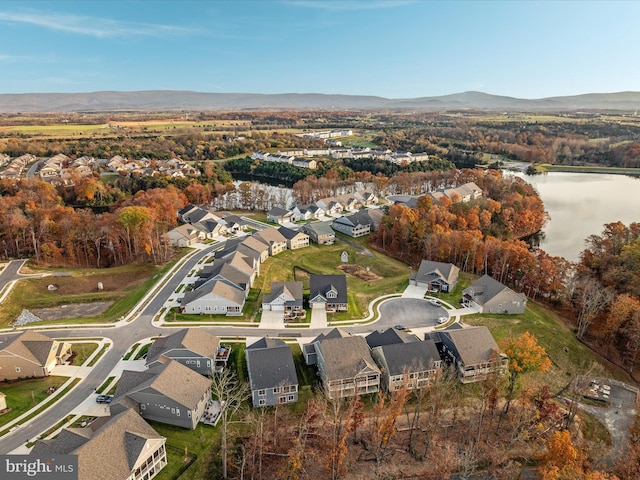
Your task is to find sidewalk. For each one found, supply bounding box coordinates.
[0,338,112,448]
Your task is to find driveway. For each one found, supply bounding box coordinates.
[259,309,284,329]
[402,284,428,299]
[310,308,327,328]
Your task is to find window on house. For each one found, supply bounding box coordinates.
[288,395,295,402]
[259,399,266,406]
[258,389,266,396]
[187,410,191,418]
[141,404,146,410]
[15,367,20,373]
[171,408,175,414]
[176,408,180,416]
[273,387,280,394]
[279,396,287,404]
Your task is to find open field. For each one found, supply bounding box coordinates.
[0,262,171,327]
[0,124,111,136]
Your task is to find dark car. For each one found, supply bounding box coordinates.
[96,395,112,404]
[394,324,407,330]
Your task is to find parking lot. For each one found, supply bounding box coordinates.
[377,298,447,329]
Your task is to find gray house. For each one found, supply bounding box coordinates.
[246,338,299,407]
[112,359,212,429]
[331,212,371,237]
[32,408,167,480]
[301,221,335,245]
[304,328,380,399]
[366,328,419,349]
[262,281,305,320]
[462,274,527,314]
[146,328,230,376]
[437,326,508,384]
[309,274,348,312]
[410,260,460,293]
[371,339,442,392]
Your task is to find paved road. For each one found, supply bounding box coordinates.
[0,245,418,453]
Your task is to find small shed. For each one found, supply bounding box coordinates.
[341,251,349,263]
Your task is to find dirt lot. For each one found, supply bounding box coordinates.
[337,264,382,281]
[31,302,113,320]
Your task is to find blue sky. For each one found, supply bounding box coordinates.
[0,0,638,98]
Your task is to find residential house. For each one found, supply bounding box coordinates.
[355,190,379,206]
[309,274,348,312]
[303,147,331,157]
[267,207,295,225]
[246,338,299,407]
[410,260,460,293]
[431,182,483,203]
[180,279,245,315]
[292,158,317,169]
[262,281,304,319]
[112,359,212,429]
[0,330,71,381]
[332,212,371,237]
[365,328,419,349]
[240,235,270,263]
[278,226,310,250]
[371,339,441,392]
[165,224,203,247]
[277,148,305,157]
[303,328,380,399]
[302,221,335,245]
[462,274,527,314]
[194,255,255,294]
[254,227,288,256]
[219,214,251,233]
[32,408,167,480]
[436,326,508,383]
[265,154,295,164]
[146,328,230,376]
[251,150,270,161]
[315,197,344,215]
[177,204,201,223]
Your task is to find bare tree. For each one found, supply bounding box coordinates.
[574,276,614,340]
[211,368,250,479]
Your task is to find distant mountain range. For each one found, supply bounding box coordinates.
[1,90,639,113]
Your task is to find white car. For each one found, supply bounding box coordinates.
[437,316,448,324]
[428,299,441,307]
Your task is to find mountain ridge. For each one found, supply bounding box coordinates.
[0,90,639,112]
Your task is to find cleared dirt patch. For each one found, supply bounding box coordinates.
[337,264,382,281]
[32,302,113,320]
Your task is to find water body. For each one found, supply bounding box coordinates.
[512,171,640,262]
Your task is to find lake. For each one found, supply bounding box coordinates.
[512,171,640,262]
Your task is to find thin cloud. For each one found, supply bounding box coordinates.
[0,11,196,38]
[283,0,415,11]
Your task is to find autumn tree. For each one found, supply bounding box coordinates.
[573,276,615,340]
[500,332,551,415]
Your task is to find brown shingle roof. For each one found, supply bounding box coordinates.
[318,336,380,381]
[146,328,220,365]
[32,408,164,480]
[3,330,56,366]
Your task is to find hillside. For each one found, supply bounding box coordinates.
[1,90,640,113]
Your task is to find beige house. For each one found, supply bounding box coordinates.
[0,331,71,381]
[32,408,167,480]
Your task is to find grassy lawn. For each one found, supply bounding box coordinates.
[134,343,151,360]
[96,376,115,394]
[122,343,140,360]
[463,300,634,393]
[148,421,220,480]
[0,376,69,428]
[87,344,109,367]
[0,253,189,327]
[67,343,99,366]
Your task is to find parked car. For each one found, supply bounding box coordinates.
[96,395,112,404]
[394,324,407,330]
[437,316,448,324]
[428,299,441,307]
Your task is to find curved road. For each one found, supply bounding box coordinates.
[0,251,442,453]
